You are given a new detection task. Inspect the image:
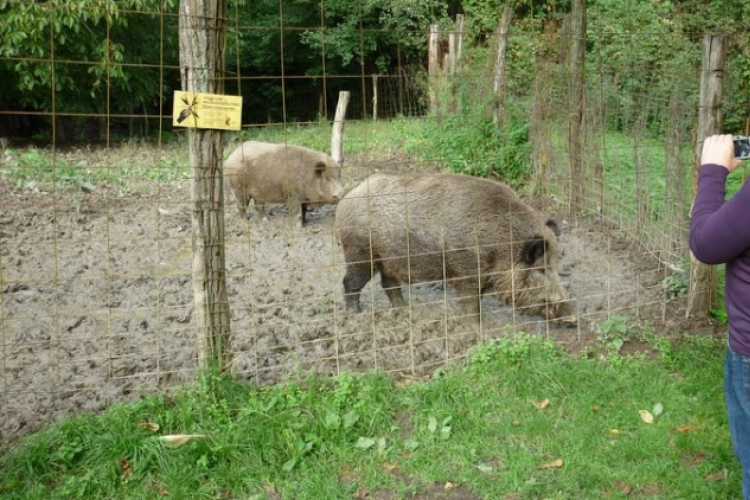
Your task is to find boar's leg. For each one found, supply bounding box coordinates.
[381,272,407,309]
[285,198,305,227]
[343,262,371,313]
[300,202,309,226]
[235,193,251,218]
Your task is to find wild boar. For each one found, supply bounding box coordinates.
[224,141,345,226]
[334,172,575,324]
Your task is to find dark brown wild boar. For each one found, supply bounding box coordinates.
[334,172,575,324]
[224,141,345,226]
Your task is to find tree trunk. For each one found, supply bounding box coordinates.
[687,35,726,319]
[178,0,231,371]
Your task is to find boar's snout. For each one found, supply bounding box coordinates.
[513,266,576,326]
[329,182,345,203]
[549,299,577,328]
[545,279,577,327]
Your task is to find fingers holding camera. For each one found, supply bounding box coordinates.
[702,134,742,172]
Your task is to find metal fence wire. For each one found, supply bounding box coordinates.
[0,1,742,441]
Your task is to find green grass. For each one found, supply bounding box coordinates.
[0,334,739,499]
[0,141,191,193]
[239,116,431,159]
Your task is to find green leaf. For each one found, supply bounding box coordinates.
[476,463,494,473]
[299,441,313,454]
[611,338,624,352]
[355,437,376,450]
[324,411,341,430]
[343,411,359,429]
[282,458,297,472]
[428,416,438,434]
[652,403,664,417]
[441,425,452,440]
[377,437,387,455]
[404,439,420,451]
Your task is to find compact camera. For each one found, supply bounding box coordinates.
[736,136,750,160]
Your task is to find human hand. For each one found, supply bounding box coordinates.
[701,134,742,172]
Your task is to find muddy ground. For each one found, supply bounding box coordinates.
[0,150,714,444]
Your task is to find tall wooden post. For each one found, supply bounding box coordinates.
[493,6,513,126]
[448,32,456,76]
[428,24,439,113]
[568,0,587,214]
[454,14,464,72]
[178,0,231,371]
[687,35,726,318]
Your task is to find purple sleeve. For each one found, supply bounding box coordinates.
[689,164,750,264]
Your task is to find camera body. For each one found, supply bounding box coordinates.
[735,136,750,160]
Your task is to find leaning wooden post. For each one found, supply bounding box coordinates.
[568,0,587,215]
[493,6,513,127]
[687,35,726,319]
[332,91,351,166]
[178,0,232,371]
[372,75,378,122]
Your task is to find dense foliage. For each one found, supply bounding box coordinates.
[224,0,445,122]
[0,0,747,141]
[0,0,178,140]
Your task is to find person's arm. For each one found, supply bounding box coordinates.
[689,135,749,264]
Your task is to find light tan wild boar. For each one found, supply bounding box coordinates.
[224,141,344,226]
[334,172,575,324]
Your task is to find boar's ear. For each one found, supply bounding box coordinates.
[313,161,326,178]
[545,218,561,238]
[521,235,548,265]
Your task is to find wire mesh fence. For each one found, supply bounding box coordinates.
[0,1,745,442]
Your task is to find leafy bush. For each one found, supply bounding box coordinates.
[597,315,632,353]
[416,82,533,188]
[467,333,561,369]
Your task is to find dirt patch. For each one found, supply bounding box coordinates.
[0,151,714,444]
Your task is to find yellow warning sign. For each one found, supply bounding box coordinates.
[172,91,242,131]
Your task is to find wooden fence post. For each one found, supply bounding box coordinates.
[178,0,232,371]
[332,91,351,166]
[451,14,465,114]
[493,6,513,126]
[568,0,586,215]
[372,75,378,121]
[687,35,726,318]
[428,24,439,113]
[454,14,464,72]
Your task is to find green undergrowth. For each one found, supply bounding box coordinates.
[0,333,738,499]
[0,141,190,194]
[239,116,430,160]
